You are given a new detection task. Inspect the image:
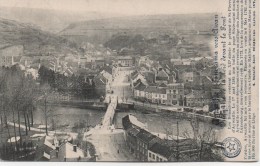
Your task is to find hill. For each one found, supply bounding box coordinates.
[60,13,216,44]
[0,18,79,56]
[0,7,124,33]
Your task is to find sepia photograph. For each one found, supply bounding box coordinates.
[0,0,258,162]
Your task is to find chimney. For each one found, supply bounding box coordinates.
[73,145,77,152]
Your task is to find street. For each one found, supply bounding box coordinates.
[85,129,137,161]
[83,69,137,161]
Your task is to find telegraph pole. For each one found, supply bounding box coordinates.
[176,121,179,161]
[44,94,48,136]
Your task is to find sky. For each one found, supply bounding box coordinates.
[0,0,226,15]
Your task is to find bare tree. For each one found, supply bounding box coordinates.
[182,117,223,161]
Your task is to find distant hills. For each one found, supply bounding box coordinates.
[0,7,124,33]
[0,10,216,57]
[60,13,216,44]
[0,18,79,56]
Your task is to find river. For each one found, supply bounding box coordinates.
[34,106,224,139]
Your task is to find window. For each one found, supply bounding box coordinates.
[152,154,155,159]
[149,152,151,158]
[156,156,159,161]
[160,158,163,161]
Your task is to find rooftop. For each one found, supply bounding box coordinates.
[156,69,169,79]
[149,142,174,159]
[126,126,140,137]
[60,142,87,159]
[145,86,166,94]
[134,82,146,91]
[136,129,156,143]
[128,114,147,129]
[117,56,133,60]
[102,65,113,75]
[186,90,212,99]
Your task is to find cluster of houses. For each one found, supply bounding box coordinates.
[122,114,199,161]
[131,55,225,109]
[93,56,135,96]
[4,133,91,161]
[33,134,90,161]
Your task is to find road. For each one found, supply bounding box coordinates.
[85,129,137,161]
[102,70,135,128]
[83,70,136,161]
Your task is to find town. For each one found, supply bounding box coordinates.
[0,6,227,162]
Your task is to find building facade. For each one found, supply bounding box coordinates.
[166,83,184,106]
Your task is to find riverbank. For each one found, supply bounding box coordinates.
[116,102,226,126]
[40,100,107,111]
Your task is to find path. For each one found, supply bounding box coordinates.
[7,122,78,139]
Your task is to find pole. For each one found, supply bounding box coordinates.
[123,87,125,102]
[45,95,48,136]
[199,141,203,161]
[176,121,179,161]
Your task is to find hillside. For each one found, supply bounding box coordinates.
[60,13,216,44]
[0,7,126,33]
[0,18,79,56]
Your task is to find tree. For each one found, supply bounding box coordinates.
[182,117,224,161]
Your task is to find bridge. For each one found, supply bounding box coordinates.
[101,94,118,128]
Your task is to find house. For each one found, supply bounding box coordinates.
[93,71,112,96]
[101,65,119,79]
[175,67,200,84]
[112,64,119,78]
[155,69,169,84]
[152,88,167,104]
[117,56,134,67]
[133,82,147,100]
[185,90,212,107]
[100,70,112,83]
[149,139,200,162]
[94,57,105,69]
[34,136,58,161]
[56,142,89,161]
[122,114,200,161]
[133,79,142,88]
[130,71,147,88]
[166,83,184,106]
[142,71,155,85]
[142,86,167,104]
[122,114,148,156]
[136,129,157,161]
[125,126,140,155]
[123,115,161,160]
[148,142,174,161]
[171,58,194,66]
[138,56,153,69]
